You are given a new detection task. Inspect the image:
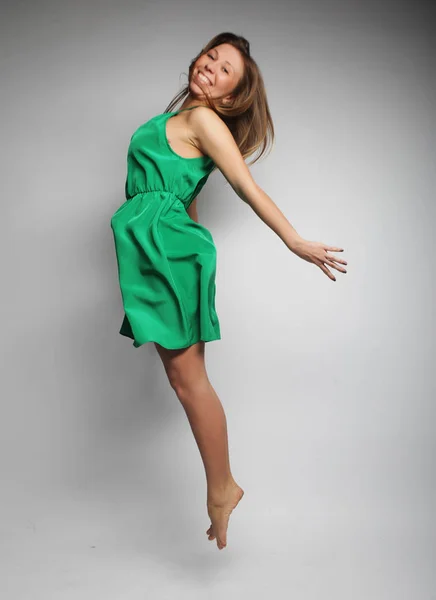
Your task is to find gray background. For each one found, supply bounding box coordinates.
[1,0,435,598]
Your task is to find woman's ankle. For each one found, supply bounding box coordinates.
[207,476,239,504]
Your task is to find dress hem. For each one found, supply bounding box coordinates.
[119,329,221,350]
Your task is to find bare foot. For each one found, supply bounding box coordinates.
[206,482,244,550]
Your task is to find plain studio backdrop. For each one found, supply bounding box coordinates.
[1,0,435,598]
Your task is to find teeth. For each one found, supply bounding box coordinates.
[198,72,211,85]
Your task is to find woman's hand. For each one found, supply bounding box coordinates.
[292,239,347,281]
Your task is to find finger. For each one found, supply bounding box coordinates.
[319,263,336,281]
[325,253,347,265]
[324,259,347,273]
[325,246,344,252]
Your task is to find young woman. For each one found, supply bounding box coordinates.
[111,32,348,551]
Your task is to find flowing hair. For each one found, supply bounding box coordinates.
[163,32,275,168]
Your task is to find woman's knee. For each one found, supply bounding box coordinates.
[154,341,208,396]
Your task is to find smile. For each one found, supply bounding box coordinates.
[196,72,212,85]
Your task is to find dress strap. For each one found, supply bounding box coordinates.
[175,105,203,114]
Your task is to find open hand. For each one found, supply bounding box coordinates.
[292,239,347,281]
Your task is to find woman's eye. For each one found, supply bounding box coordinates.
[206,53,228,73]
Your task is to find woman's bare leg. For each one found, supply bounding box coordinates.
[154,340,244,549]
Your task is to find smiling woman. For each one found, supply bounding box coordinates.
[111,32,278,353]
[165,32,275,167]
[110,31,347,553]
[193,46,243,94]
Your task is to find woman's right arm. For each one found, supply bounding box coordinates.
[187,197,199,222]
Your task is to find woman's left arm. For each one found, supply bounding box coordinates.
[189,107,347,282]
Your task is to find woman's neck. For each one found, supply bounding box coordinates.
[180,96,208,110]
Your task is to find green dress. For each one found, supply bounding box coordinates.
[110,106,221,350]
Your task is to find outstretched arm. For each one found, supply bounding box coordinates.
[189,107,347,282]
[189,107,303,251]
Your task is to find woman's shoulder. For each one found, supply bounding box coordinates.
[187,105,229,132]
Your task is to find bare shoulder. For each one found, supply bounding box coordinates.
[188,106,232,143]
[188,105,225,123]
[187,107,258,202]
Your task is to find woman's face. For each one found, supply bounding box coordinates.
[190,43,244,104]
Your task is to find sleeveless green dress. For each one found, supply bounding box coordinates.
[110,106,221,350]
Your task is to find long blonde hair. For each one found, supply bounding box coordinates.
[164,32,275,167]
